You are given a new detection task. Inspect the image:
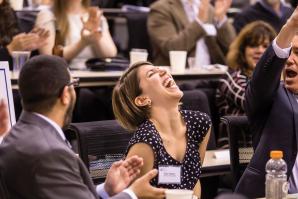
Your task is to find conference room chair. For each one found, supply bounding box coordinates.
[65,120,132,184]
[220,116,253,189]
[124,11,153,61]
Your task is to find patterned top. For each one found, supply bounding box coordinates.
[216,70,250,148]
[216,70,248,117]
[125,110,211,190]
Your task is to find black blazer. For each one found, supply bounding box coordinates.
[235,45,298,198]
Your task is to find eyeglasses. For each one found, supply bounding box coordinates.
[67,77,80,88]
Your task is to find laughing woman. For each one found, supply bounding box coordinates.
[112,61,211,198]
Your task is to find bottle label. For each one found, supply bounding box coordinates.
[282,182,289,194]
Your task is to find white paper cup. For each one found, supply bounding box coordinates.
[169,51,187,73]
[165,189,194,199]
[130,50,148,65]
[9,0,24,10]
[11,51,31,72]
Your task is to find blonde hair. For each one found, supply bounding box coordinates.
[227,21,276,76]
[112,61,153,131]
[53,0,90,43]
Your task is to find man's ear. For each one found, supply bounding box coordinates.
[60,86,70,106]
[134,96,151,107]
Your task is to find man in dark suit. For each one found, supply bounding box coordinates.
[235,6,298,198]
[0,55,165,199]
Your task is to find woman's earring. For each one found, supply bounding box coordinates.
[147,100,152,108]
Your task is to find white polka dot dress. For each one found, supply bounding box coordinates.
[125,110,212,190]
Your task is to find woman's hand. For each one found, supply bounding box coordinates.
[80,7,103,44]
[7,27,49,54]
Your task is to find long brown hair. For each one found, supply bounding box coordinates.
[53,0,90,43]
[0,0,19,46]
[112,61,153,131]
[227,21,276,77]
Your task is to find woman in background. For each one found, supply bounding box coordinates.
[0,0,48,70]
[36,0,117,69]
[112,61,211,198]
[216,21,276,147]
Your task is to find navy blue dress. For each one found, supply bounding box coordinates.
[126,110,211,190]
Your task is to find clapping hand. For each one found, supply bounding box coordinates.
[214,0,232,22]
[198,0,210,23]
[81,7,103,44]
[7,27,49,54]
[104,155,143,196]
[0,99,10,136]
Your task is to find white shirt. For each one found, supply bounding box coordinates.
[33,113,137,198]
[180,0,211,67]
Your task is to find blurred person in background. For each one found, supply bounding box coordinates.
[0,99,9,137]
[147,0,236,67]
[0,0,49,70]
[215,21,276,148]
[233,0,293,33]
[112,61,211,198]
[36,0,117,70]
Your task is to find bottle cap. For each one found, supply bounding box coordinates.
[270,150,283,159]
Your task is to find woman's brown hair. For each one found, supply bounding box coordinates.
[227,21,276,76]
[0,0,19,46]
[53,0,90,43]
[112,61,154,131]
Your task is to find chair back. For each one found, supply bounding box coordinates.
[65,120,133,184]
[181,89,216,149]
[124,12,152,61]
[221,115,253,189]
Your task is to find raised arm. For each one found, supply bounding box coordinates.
[244,7,298,118]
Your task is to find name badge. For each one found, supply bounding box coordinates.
[158,165,181,184]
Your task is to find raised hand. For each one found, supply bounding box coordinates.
[0,99,10,136]
[80,7,103,44]
[104,156,143,196]
[214,0,232,21]
[129,169,166,199]
[276,6,298,48]
[198,0,210,23]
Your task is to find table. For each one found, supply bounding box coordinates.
[10,68,226,88]
[201,149,231,177]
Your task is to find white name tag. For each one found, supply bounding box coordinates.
[158,165,181,184]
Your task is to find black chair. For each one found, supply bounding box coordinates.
[124,12,152,61]
[220,116,253,189]
[65,120,133,184]
[182,89,216,150]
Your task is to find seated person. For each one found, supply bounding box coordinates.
[0,55,165,199]
[233,0,293,33]
[147,0,236,66]
[215,21,276,147]
[0,0,49,70]
[112,61,211,198]
[216,21,276,117]
[36,0,117,70]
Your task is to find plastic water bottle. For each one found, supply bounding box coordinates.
[265,150,288,199]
